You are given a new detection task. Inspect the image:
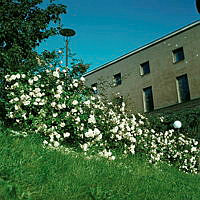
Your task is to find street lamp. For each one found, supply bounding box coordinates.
[196,0,200,13]
[173,121,182,129]
[59,28,76,67]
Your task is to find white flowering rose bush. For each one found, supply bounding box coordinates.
[4,68,200,173]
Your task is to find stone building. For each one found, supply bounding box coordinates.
[84,20,200,113]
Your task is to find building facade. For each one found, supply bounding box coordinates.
[84,21,200,113]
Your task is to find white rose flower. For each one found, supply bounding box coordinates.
[60,122,65,127]
[80,143,88,151]
[43,140,48,145]
[92,87,97,91]
[62,103,66,109]
[73,82,78,87]
[116,134,122,140]
[11,74,16,80]
[57,89,62,94]
[5,75,10,80]
[94,128,100,135]
[130,137,136,143]
[35,98,41,102]
[34,88,41,93]
[14,105,19,110]
[56,134,61,139]
[54,141,60,147]
[14,97,19,102]
[72,100,78,105]
[88,115,96,124]
[21,74,26,78]
[84,100,90,106]
[95,134,102,141]
[54,94,61,99]
[24,101,30,106]
[16,74,20,79]
[63,132,70,138]
[109,156,116,161]
[57,104,62,110]
[33,76,39,81]
[85,129,95,138]
[57,85,62,90]
[80,77,85,82]
[53,71,59,78]
[12,82,19,88]
[71,109,77,113]
[191,147,197,152]
[75,117,80,122]
[53,113,58,117]
[51,102,56,107]
[9,112,14,118]
[28,79,33,85]
[91,96,95,101]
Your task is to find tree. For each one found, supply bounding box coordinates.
[0,0,66,74]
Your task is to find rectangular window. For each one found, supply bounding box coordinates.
[173,47,185,63]
[114,96,123,106]
[140,61,150,75]
[143,86,154,112]
[114,73,122,86]
[176,74,190,103]
[91,83,98,94]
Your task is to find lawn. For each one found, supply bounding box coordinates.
[0,125,200,200]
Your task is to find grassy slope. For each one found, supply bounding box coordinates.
[0,127,200,200]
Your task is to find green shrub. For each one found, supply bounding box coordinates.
[3,59,200,174]
[146,108,200,140]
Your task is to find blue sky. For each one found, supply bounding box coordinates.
[38,0,200,71]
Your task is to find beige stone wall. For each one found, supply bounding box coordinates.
[85,22,200,113]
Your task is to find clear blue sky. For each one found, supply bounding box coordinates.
[38,0,200,71]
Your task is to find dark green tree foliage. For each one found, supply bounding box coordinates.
[0,0,66,74]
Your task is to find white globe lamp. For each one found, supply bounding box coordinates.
[173,120,182,129]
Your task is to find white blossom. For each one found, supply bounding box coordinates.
[72,100,78,105]
[53,71,59,78]
[28,79,34,85]
[88,115,96,124]
[63,132,70,138]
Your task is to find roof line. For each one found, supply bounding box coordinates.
[84,20,200,77]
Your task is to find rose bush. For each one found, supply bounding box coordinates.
[4,67,200,174]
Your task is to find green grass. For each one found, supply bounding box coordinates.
[0,125,200,200]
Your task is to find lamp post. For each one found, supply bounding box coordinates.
[59,28,76,67]
[173,120,182,134]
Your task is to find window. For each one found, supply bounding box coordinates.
[114,73,122,86]
[91,83,98,94]
[176,74,190,103]
[140,61,150,75]
[114,96,123,106]
[173,47,185,63]
[143,86,154,112]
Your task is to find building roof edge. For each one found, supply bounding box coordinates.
[84,20,200,77]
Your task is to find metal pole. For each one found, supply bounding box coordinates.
[66,37,68,67]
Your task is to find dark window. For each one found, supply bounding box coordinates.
[143,86,154,112]
[140,61,150,75]
[173,47,185,63]
[114,96,123,106]
[91,83,98,94]
[176,74,190,103]
[114,73,122,86]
